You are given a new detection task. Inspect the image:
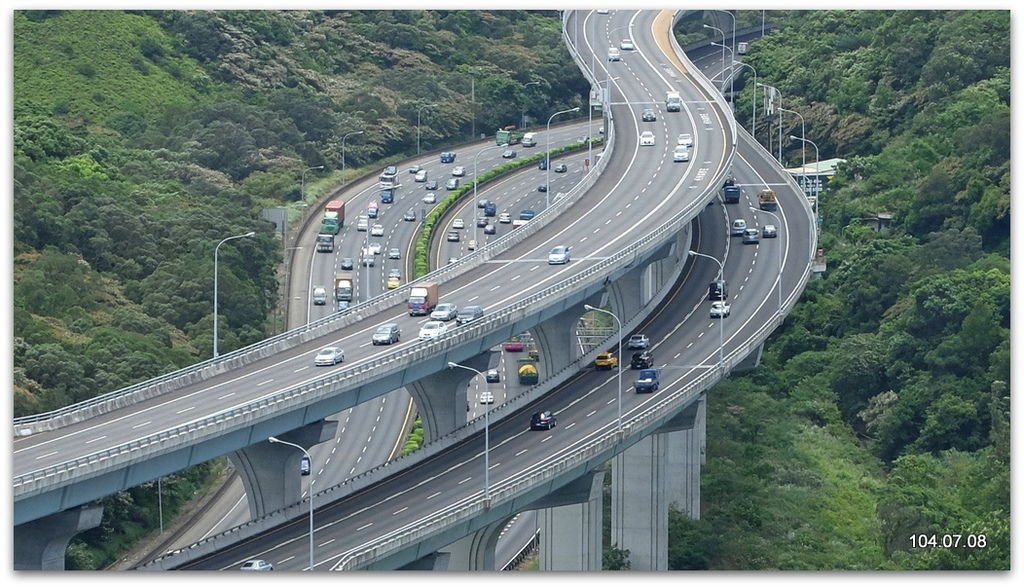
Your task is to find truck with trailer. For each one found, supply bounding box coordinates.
[757,188,778,211]
[324,200,345,226]
[496,125,524,146]
[334,272,354,302]
[316,233,335,252]
[666,91,682,112]
[407,281,439,316]
[518,358,539,385]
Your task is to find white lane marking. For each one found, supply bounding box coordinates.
[257,379,274,386]
[131,421,151,429]
[85,436,106,444]
[393,507,408,515]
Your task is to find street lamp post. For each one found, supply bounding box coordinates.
[584,304,623,433]
[703,24,726,83]
[546,107,580,209]
[341,130,364,186]
[750,207,783,313]
[213,231,255,359]
[710,42,734,101]
[474,143,508,246]
[416,104,437,155]
[779,107,806,195]
[733,62,757,136]
[447,362,491,502]
[688,250,725,367]
[521,81,541,130]
[300,165,324,203]
[267,437,315,571]
[715,10,737,98]
[790,134,821,231]
[756,83,780,158]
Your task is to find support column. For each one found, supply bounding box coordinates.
[407,351,493,442]
[605,263,646,322]
[732,341,764,373]
[435,519,508,570]
[537,471,605,571]
[229,419,338,519]
[13,505,103,570]
[660,399,704,518]
[530,305,585,381]
[612,434,668,570]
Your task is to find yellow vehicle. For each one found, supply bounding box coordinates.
[386,276,401,289]
[518,362,539,385]
[595,352,618,370]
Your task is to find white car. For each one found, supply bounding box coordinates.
[547,245,571,265]
[710,301,731,319]
[368,242,382,255]
[314,346,346,366]
[453,218,465,229]
[731,219,747,236]
[414,169,428,182]
[388,247,401,259]
[608,47,621,61]
[640,131,656,146]
[498,212,512,224]
[370,223,384,236]
[423,192,437,204]
[673,146,690,162]
[452,166,466,177]
[620,38,634,50]
[418,320,448,340]
[762,224,778,238]
[677,133,693,147]
[627,334,650,349]
[240,559,274,572]
[431,303,459,321]
[479,390,495,404]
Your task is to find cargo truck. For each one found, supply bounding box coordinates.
[757,188,778,211]
[521,132,537,147]
[496,126,524,146]
[408,281,439,316]
[722,178,741,203]
[316,233,335,252]
[666,91,682,112]
[325,200,345,226]
[518,358,539,385]
[334,272,354,302]
[320,218,340,235]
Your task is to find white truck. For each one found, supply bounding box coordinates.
[521,132,537,147]
[666,91,681,112]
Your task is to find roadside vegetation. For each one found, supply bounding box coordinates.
[665,9,1009,570]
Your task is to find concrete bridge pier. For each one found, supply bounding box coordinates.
[13,505,104,570]
[229,419,338,519]
[611,434,669,570]
[660,397,706,518]
[732,341,764,373]
[531,293,602,380]
[407,351,494,442]
[535,470,606,571]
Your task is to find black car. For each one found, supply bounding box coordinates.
[630,350,654,369]
[554,163,567,173]
[530,411,557,430]
[538,158,548,170]
[340,257,355,270]
[403,209,417,222]
[708,279,728,300]
[484,224,496,235]
[476,216,488,227]
[446,231,460,242]
[538,184,548,192]
[485,369,501,383]
[642,108,657,122]
[502,149,517,159]
[425,179,438,190]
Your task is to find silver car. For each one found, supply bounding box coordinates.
[547,245,571,265]
[314,347,345,366]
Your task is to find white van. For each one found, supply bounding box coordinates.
[731,219,747,236]
[522,132,537,147]
[312,287,327,305]
[415,169,428,182]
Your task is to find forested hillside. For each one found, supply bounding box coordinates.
[12,10,583,569]
[667,10,1010,570]
[13,9,582,418]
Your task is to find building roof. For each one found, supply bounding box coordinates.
[785,157,846,176]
